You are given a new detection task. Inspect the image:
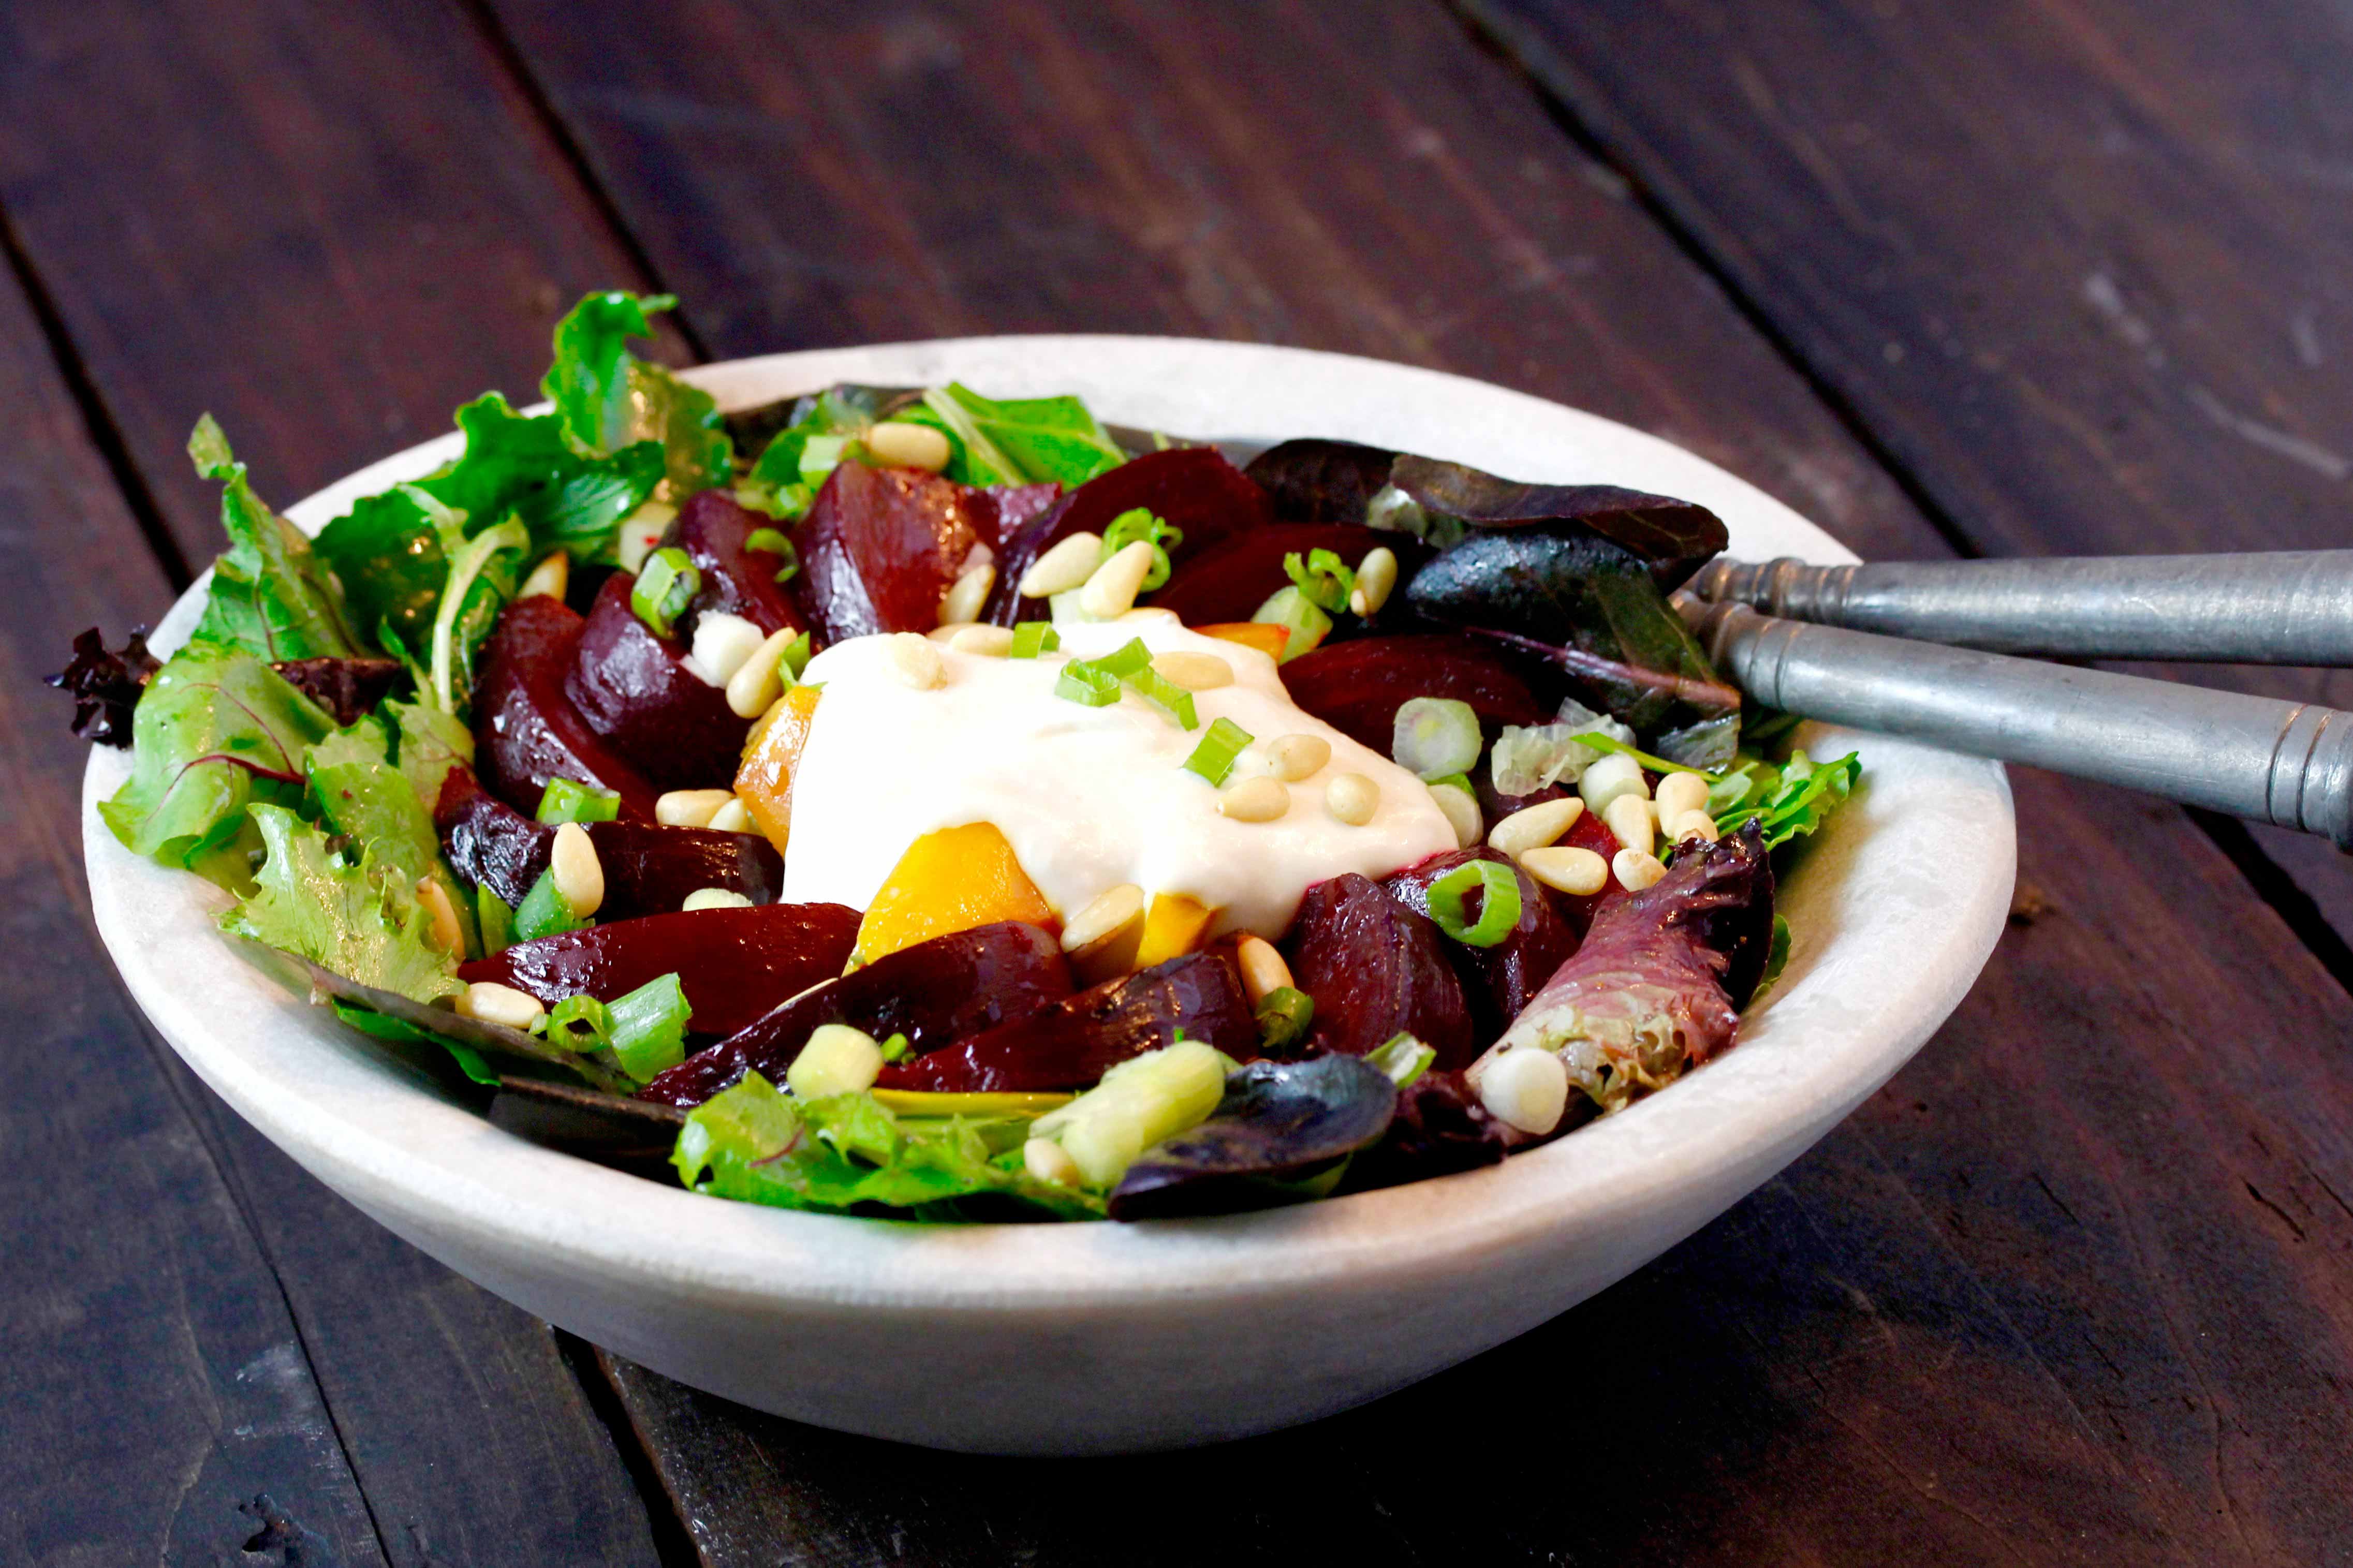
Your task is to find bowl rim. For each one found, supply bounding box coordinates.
[83,334,2014,1316]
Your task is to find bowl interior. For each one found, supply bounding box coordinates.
[82,336,2013,1320]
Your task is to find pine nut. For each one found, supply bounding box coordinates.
[1604,793,1655,855]
[1024,1136,1082,1187]
[706,796,753,834]
[725,626,800,718]
[882,631,945,690]
[1325,772,1379,825]
[1488,796,1584,857]
[1479,1047,1569,1134]
[1219,776,1291,822]
[1520,845,1609,896]
[414,877,461,954]
[518,551,569,602]
[1080,539,1156,618]
[1152,651,1234,691]
[1062,882,1144,954]
[1654,770,1710,821]
[1430,781,1481,848]
[864,420,952,472]
[949,623,1016,656]
[682,886,754,911]
[458,981,545,1031]
[550,821,605,916]
[616,502,675,573]
[687,611,766,688]
[1234,935,1293,1005]
[938,562,994,625]
[1348,546,1399,616]
[1668,809,1720,844]
[1613,847,1668,892]
[1118,607,1180,625]
[1578,752,1648,815]
[657,788,734,828]
[1017,531,1105,598]
[1267,733,1331,782]
[927,622,974,642]
[787,1023,886,1099]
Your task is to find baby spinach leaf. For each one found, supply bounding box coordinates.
[220,804,461,1005]
[923,383,1124,487]
[186,416,361,661]
[98,641,333,887]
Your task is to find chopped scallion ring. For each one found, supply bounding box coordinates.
[1009,621,1060,658]
[1122,665,1198,730]
[607,971,692,1082]
[535,776,622,825]
[1254,986,1315,1053]
[778,630,814,682]
[1182,716,1255,785]
[1425,859,1522,948]
[630,546,701,640]
[744,526,792,555]
[547,994,613,1053]
[1101,507,1182,591]
[1365,1032,1436,1088]
[1055,659,1122,707]
[1093,637,1153,678]
[1282,547,1356,613]
[514,867,590,942]
[1392,697,1483,780]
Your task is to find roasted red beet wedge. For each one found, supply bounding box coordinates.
[792,463,1058,642]
[1143,523,1426,629]
[436,765,782,914]
[461,902,860,1041]
[671,490,804,635]
[984,448,1272,624]
[1281,874,1476,1069]
[876,951,1254,1093]
[638,922,1073,1107]
[1383,848,1579,1047]
[1277,633,1556,755]
[564,573,749,791]
[473,596,659,820]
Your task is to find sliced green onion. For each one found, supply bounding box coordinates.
[777,630,814,682]
[1365,1032,1436,1088]
[1055,659,1122,707]
[514,867,590,942]
[1282,548,1356,614]
[1093,637,1153,678]
[1393,697,1483,780]
[1430,862,1519,944]
[1009,621,1060,658]
[799,433,855,484]
[1101,507,1182,591]
[607,971,693,1082]
[1251,586,1332,661]
[761,535,801,584]
[1254,986,1315,1054]
[476,883,516,957]
[744,526,793,555]
[630,546,701,640]
[1425,859,1522,948]
[535,776,621,825]
[547,994,613,1053]
[1122,664,1199,730]
[878,1031,912,1064]
[1426,770,1473,796]
[1182,716,1255,785]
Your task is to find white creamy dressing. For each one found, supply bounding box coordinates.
[780,617,1457,937]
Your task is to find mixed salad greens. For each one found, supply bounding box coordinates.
[58,291,1858,1224]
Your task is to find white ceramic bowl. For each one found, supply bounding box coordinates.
[84,338,2013,1455]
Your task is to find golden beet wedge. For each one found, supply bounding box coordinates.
[854,822,1058,964]
[734,684,822,852]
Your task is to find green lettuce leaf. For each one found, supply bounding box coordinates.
[186,417,361,661]
[920,383,1124,487]
[306,713,475,955]
[1711,748,1862,849]
[542,291,730,500]
[98,641,334,886]
[386,696,473,811]
[674,1074,1103,1221]
[220,804,460,1005]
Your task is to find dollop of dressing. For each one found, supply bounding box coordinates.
[781,618,1455,937]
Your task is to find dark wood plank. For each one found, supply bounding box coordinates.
[482,0,2353,1560]
[0,249,390,1568]
[1465,0,2353,952]
[0,2,680,1561]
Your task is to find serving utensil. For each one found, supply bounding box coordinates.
[1676,596,2353,848]
[1690,551,2353,664]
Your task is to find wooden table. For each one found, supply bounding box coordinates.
[6,3,2348,1562]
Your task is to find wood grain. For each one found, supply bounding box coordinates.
[1465,0,2353,950]
[479,0,2353,1560]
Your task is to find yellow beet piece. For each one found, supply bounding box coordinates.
[1194,622,1288,661]
[855,822,1059,964]
[1133,893,1215,969]
[734,684,821,852]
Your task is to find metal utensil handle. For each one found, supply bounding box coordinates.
[1681,599,2353,847]
[1690,551,2353,663]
